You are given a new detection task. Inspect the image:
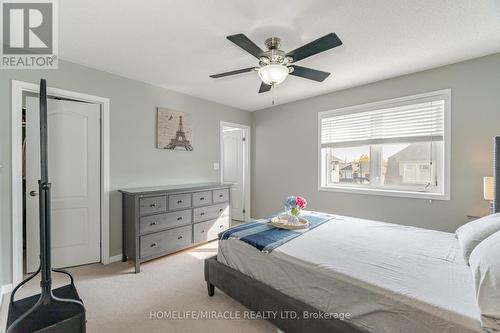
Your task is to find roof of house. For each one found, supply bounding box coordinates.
[340,164,353,171]
[387,142,431,162]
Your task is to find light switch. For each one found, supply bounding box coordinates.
[213,162,219,170]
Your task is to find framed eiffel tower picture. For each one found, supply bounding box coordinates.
[156,107,194,151]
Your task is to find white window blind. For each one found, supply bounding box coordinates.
[321,99,445,148]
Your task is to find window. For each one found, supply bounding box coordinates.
[319,90,450,199]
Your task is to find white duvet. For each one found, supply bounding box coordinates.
[218,214,486,333]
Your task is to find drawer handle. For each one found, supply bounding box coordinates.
[150,242,158,248]
[219,209,223,212]
[178,235,183,240]
[177,200,182,204]
[200,197,205,200]
[149,221,157,226]
[149,203,157,208]
[177,216,183,221]
[219,194,223,198]
[200,212,205,216]
[201,230,205,233]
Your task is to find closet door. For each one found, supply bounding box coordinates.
[25,97,101,272]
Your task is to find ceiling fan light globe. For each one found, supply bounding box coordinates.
[258,64,289,85]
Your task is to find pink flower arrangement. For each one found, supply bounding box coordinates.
[284,195,308,216]
[295,196,307,210]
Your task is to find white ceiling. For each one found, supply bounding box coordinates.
[60,0,500,111]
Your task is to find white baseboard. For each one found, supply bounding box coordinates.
[108,254,123,263]
[0,284,13,333]
[0,284,13,310]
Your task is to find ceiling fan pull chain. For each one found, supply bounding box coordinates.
[272,84,276,105]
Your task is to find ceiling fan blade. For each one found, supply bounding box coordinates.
[289,65,330,82]
[210,67,255,79]
[227,34,264,59]
[286,33,342,63]
[258,82,272,93]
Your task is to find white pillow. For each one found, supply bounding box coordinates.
[455,213,500,264]
[469,230,500,331]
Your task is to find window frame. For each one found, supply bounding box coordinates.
[317,89,451,200]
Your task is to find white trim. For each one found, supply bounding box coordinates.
[11,80,111,286]
[317,89,451,201]
[0,284,13,310]
[0,283,12,316]
[11,81,23,287]
[318,89,451,118]
[219,121,251,222]
[108,254,123,263]
[318,185,449,200]
[0,284,13,331]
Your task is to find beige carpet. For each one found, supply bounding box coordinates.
[1,242,276,333]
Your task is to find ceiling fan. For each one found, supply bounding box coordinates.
[210,33,342,93]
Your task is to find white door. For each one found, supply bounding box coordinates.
[26,97,101,273]
[221,126,246,221]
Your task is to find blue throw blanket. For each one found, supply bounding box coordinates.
[219,211,335,253]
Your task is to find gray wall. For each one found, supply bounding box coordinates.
[0,60,251,286]
[2,53,500,287]
[252,53,500,232]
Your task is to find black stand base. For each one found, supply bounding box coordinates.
[7,284,85,333]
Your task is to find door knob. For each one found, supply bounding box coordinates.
[29,190,38,197]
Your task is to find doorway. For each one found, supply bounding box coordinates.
[24,96,101,273]
[11,80,110,285]
[220,122,251,222]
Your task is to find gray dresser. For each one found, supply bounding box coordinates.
[119,183,231,273]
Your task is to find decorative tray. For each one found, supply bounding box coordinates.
[270,215,309,230]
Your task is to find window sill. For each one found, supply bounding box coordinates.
[318,185,449,200]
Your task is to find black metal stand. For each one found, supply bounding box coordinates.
[6,79,87,333]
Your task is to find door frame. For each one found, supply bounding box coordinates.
[11,80,111,286]
[219,121,251,222]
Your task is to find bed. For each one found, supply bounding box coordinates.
[213,214,482,333]
[204,138,500,333]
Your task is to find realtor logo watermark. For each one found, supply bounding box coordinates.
[1,0,58,69]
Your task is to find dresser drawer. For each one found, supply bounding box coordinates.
[168,193,191,211]
[212,203,230,217]
[213,188,229,203]
[192,191,212,207]
[193,216,230,243]
[139,196,167,216]
[193,203,229,223]
[139,209,192,234]
[140,225,192,258]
